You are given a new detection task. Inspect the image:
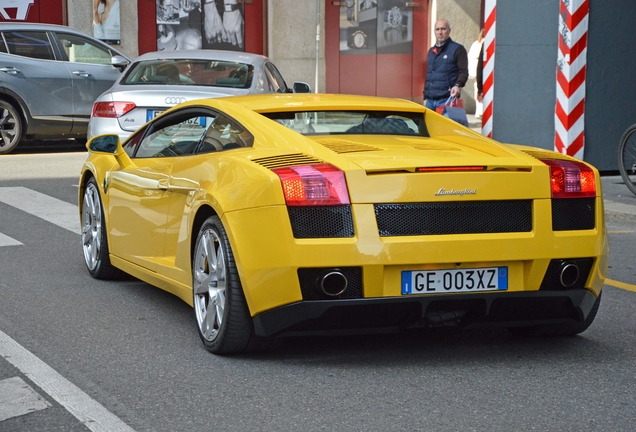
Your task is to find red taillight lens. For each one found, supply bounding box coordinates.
[272,164,350,206]
[92,101,136,118]
[541,159,596,198]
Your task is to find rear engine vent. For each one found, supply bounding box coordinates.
[521,150,575,161]
[251,153,323,169]
[552,198,595,231]
[318,140,381,153]
[374,200,532,236]
[408,143,461,151]
[288,205,354,238]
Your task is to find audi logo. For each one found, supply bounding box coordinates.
[165,97,187,104]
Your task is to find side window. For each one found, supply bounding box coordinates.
[134,113,215,158]
[0,34,7,53]
[198,115,253,154]
[123,129,145,157]
[3,31,55,60]
[56,33,113,65]
[264,63,288,93]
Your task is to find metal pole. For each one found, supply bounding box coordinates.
[315,0,321,93]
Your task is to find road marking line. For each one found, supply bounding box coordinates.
[0,232,22,247]
[606,278,636,293]
[0,330,135,432]
[0,187,79,234]
[608,230,634,234]
[0,376,51,421]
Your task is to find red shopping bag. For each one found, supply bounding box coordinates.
[435,96,464,114]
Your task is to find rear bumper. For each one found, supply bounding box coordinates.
[252,289,598,337]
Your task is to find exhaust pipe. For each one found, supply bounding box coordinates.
[559,262,580,288]
[318,271,348,297]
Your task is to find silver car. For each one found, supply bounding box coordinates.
[0,23,130,154]
[88,50,311,141]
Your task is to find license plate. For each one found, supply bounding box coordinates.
[147,110,205,125]
[402,267,508,295]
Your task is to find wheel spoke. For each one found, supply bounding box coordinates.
[0,131,11,147]
[215,289,226,327]
[193,269,210,295]
[204,299,218,338]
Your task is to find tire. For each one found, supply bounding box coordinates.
[509,292,602,337]
[618,124,636,196]
[81,177,120,279]
[0,100,23,154]
[192,216,271,354]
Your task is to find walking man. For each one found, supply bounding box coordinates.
[424,19,469,111]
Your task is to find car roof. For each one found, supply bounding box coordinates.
[134,50,269,66]
[0,22,87,33]
[218,93,428,113]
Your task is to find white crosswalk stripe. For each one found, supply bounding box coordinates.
[0,377,51,422]
[0,187,79,248]
[0,232,22,247]
[0,187,135,430]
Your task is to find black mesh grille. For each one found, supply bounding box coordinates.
[552,198,595,231]
[374,200,532,236]
[288,205,354,238]
[298,267,363,300]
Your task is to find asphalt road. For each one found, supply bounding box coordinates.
[0,146,635,431]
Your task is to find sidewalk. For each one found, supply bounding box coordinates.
[466,113,482,133]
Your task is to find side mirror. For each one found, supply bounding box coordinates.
[87,134,134,169]
[292,82,311,93]
[88,135,119,154]
[111,55,130,71]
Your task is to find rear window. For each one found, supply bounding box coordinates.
[3,31,55,60]
[121,59,254,88]
[262,111,429,137]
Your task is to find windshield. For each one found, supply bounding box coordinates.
[262,111,429,137]
[121,59,254,89]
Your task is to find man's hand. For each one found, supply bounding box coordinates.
[204,2,227,44]
[450,85,461,97]
[223,10,244,48]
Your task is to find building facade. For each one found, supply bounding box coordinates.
[2,0,631,170]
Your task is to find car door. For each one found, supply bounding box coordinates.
[106,109,211,271]
[0,30,73,134]
[162,111,253,284]
[53,31,125,134]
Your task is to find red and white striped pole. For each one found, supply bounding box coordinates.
[555,0,589,158]
[481,0,496,138]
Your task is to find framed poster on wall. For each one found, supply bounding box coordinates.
[156,0,245,52]
[92,0,121,45]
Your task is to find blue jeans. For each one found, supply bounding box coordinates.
[425,97,450,111]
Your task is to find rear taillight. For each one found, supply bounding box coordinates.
[541,159,596,198]
[92,101,136,118]
[272,163,350,206]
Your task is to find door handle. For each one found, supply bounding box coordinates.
[157,179,197,194]
[158,179,169,191]
[405,2,420,6]
[0,67,20,75]
[72,70,92,78]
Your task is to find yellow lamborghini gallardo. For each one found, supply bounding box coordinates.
[79,94,608,354]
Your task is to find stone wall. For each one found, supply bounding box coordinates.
[267,0,325,92]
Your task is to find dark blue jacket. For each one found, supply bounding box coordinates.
[424,38,469,100]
